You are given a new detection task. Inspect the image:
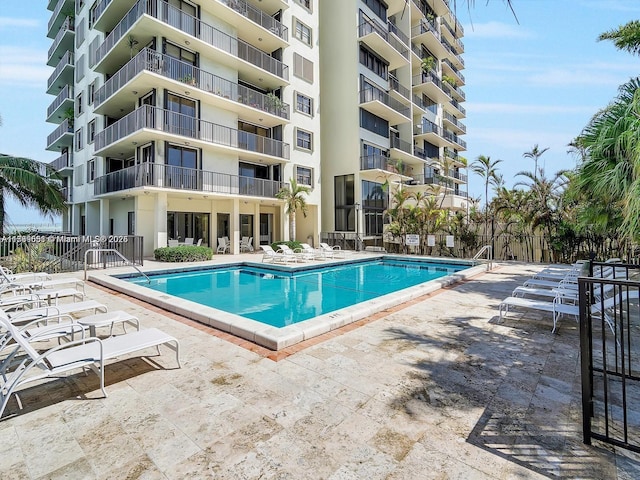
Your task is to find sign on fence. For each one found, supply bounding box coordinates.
[406,234,420,246]
[427,235,436,247]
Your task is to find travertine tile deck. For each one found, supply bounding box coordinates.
[1,260,639,479]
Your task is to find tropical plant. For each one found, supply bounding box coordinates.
[421,56,436,73]
[523,144,549,179]
[442,75,458,87]
[0,154,67,235]
[265,92,284,111]
[275,178,311,241]
[62,106,75,128]
[598,20,640,55]
[470,155,502,236]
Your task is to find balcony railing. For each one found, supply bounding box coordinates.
[387,20,410,46]
[390,136,412,155]
[443,129,466,149]
[50,151,72,171]
[217,0,288,41]
[413,72,449,94]
[447,169,467,182]
[93,0,113,26]
[444,147,460,163]
[414,145,428,161]
[449,99,466,116]
[94,163,284,198]
[415,119,442,137]
[411,18,440,40]
[93,0,289,80]
[47,119,73,147]
[389,74,411,100]
[444,83,466,100]
[48,16,74,60]
[360,154,395,172]
[358,17,409,60]
[443,111,466,133]
[442,58,464,83]
[47,51,74,90]
[94,48,290,119]
[47,84,74,118]
[360,85,411,118]
[94,105,290,159]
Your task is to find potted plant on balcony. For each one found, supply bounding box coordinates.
[179,74,197,86]
[421,56,436,74]
[62,107,74,129]
[442,75,458,88]
[265,92,284,113]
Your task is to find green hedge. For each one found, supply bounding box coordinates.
[154,246,212,262]
[271,240,303,251]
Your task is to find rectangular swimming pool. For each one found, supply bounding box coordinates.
[125,258,467,327]
[92,256,484,350]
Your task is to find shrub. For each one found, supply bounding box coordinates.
[154,246,212,262]
[271,240,302,251]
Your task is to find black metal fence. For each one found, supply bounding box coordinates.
[0,233,144,273]
[579,262,640,453]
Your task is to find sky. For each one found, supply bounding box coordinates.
[0,0,639,226]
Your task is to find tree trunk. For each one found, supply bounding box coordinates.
[0,193,4,236]
[289,212,296,241]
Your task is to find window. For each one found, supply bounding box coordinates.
[296,128,312,151]
[293,19,312,46]
[362,180,387,235]
[363,0,387,22]
[89,2,97,29]
[334,174,355,231]
[75,54,85,82]
[86,158,96,182]
[76,92,83,116]
[88,80,96,105]
[74,128,84,151]
[296,166,312,186]
[87,119,96,144]
[295,92,313,116]
[293,0,312,12]
[127,212,135,235]
[75,18,85,47]
[293,53,314,83]
[74,164,84,185]
[360,109,389,137]
[359,46,387,80]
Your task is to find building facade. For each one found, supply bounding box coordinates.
[319,0,467,248]
[46,0,465,255]
[46,0,321,255]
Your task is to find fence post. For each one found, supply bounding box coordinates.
[579,278,593,445]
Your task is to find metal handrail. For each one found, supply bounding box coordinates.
[84,248,150,283]
[473,245,493,270]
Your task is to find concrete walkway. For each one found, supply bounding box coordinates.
[1,262,639,479]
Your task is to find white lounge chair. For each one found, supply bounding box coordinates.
[278,244,311,262]
[0,267,50,284]
[319,242,345,259]
[0,311,179,418]
[168,239,179,247]
[499,291,579,333]
[183,237,194,245]
[6,299,107,325]
[299,243,325,260]
[0,287,85,310]
[260,245,296,264]
[240,236,254,252]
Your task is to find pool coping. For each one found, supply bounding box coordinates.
[89,255,487,350]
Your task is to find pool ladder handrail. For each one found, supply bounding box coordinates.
[473,245,493,271]
[84,248,150,283]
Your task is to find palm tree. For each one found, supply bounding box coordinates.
[598,20,640,55]
[523,144,549,179]
[275,178,311,241]
[0,154,67,235]
[470,155,502,236]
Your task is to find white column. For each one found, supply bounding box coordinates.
[253,202,260,250]
[230,198,240,254]
[99,199,110,235]
[154,191,167,249]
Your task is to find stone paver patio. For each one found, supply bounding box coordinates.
[1,260,639,479]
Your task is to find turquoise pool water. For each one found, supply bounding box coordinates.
[125,259,467,327]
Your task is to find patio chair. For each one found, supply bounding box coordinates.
[299,243,325,260]
[0,287,85,310]
[240,237,254,252]
[183,238,194,245]
[5,299,108,325]
[196,238,203,246]
[260,245,296,264]
[0,311,179,418]
[278,244,311,262]
[498,291,579,333]
[216,237,230,254]
[319,242,346,259]
[168,239,179,247]
[0,267,50,284]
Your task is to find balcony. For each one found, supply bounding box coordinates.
[94,49,290,126]
[444,147,464,165]
[50,151,73,175]
[442,58,465,85]
[47,0,74,38]
[46,84,74,123]
[46,119,74,151]
[412,71,451,104]
[94,105,290,161]
[443,111,466,134]
[414,120,453,148]
[390,136,429,167]
[447,169,468,183]
[443,129,466,150]
[444,82,465,102]
[92,0,289,89]
[360,154,413,182]
[47,51,74,94]
[358,16,409,70]
[444,98,466,118]
[47,16,74,67]
[214,0,289,51]
[94,163,284,199]
[389,74,411,104]
[411,19,448,59]
[360,84,411,125]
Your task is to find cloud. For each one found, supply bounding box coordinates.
[463,21,533,39]
[0,47,50,88]
[0,17,39,29]
[466,102,598,115]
